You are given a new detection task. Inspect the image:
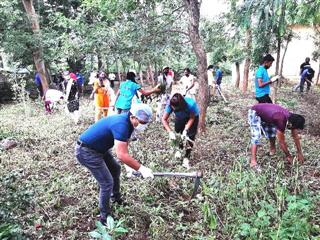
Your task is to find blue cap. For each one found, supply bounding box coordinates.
[130,104,153,123]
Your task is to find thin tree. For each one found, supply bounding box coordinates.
[21,0,49,95]
[183,0,208,132]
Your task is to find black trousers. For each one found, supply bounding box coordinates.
[175,116,199,158]
[256,94,272,103]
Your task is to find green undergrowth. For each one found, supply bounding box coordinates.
[0,87,319,239]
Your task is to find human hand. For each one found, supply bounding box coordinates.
[297,152,304,163]
[286,155,293,164]
[182,129,188,139]
[169,131,176,140]
[138,165,154,179]
[90,93,94,99]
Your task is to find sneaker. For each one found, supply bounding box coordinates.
[182,158,190,169]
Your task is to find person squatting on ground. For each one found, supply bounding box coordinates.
[248,103,305,170]
[75,104,154,225]
[179,68,197,100]
[114,71,159,114]
[162,93,199,169]
[156,66,173,121]
[255,54,279,103]
[65,72,80,123]
[90,71,112,122]
[44,89,64,113]
[299,67,314,93]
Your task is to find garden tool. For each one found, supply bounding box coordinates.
[134,171,203,199]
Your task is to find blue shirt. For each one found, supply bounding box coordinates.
[35,73,41,86]
[115,80,141,110]
[79,113,134,153]
[165,97,200,120]
[215,69,222,82]
[76,73,84,85]
[255,65,270,98]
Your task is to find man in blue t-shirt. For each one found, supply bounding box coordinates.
[75,104,154,225]
[115,71,159,113]
[162,93,200,169]
[34,72,43,98]
[215,66,223,86]
[299,67,314,93]
[254,54,277,103]
[76,70,84,97]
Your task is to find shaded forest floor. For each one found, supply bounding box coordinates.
[0,82,319,239]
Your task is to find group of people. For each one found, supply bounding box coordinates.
[75,66,200,225]
[34,59,308,224]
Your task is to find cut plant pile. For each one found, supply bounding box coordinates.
[0,84,319,239]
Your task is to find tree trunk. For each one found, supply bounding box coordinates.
[242,28,252,93]
[148,64,154,86]
[279,37,290,77]
[22,0,49,95]
[272,1,286,103]
[183,0,208,133]
[235,62,240,88]
[116,59,121,82]
[316,61,320,85]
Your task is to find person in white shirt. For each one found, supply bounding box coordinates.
[156,66,173,122]
[179,68,197,100]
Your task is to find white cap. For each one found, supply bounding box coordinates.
[130,104,153,123]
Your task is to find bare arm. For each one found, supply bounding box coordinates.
[276,130,292,159]
[139,87,160,96]
[114,140,141,171]
[161,112,172,132]
[185,113,196,130]
[291,129,304,162]
[257,78,272,88]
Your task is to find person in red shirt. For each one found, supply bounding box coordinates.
[248,103,305,170]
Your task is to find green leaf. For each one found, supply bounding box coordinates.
[107,216,115,230]
[88,231,102,238]
[115,227,128,233]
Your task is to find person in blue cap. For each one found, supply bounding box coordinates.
[75,103,154,225]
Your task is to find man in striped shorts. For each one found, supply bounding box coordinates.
[248,103,305,170]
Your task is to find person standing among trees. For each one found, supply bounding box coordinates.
[207,65,215,98]
[179,68,196,99]
[254,54,278,103]
[114,70,159,114]
[76,69,85,98]
[215,65,223,89]
[248,103,305,170]
[65,72,80,123]
[90,71,112,122]
[156,66,173,121]
[75,103,154,225]
[162,93,199,169]
[300,57,311,75]
[34,72,43,99]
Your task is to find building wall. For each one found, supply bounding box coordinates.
[232,25,319,89]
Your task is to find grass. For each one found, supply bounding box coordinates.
[0,83,319,239]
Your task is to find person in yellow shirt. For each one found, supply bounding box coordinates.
[91,71,111,122]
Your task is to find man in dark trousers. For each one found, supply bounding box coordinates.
[300,67,314,93]
[248,103,305,170]
[254,54,278,103]
[75,103,154,224]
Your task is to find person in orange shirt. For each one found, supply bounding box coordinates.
[91,71,111,122]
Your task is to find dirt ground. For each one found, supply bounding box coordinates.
[0,81,319,239]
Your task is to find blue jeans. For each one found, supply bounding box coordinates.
[75,144,121,219]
